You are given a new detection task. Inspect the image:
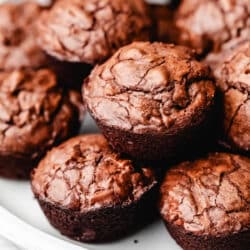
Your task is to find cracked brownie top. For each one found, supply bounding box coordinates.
[217,42,250,152]
[175,0,250,55]
[219,42,250,93]
[83,42,216,134]
[37,0,151,64]
[0,2,49,71]
[159,152,250,236]
[0,68,81,160]
[32,134,157,211]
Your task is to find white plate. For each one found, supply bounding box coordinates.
[0,114,180,250]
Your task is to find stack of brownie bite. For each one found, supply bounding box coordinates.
[0,2,83,178]
[0,0,249,249]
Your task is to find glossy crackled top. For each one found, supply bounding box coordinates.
[160,153,250,236]
[220,41,250,93]
[215,42,250,151]
[0,69,80,158]
[84,42,215,133]
[37,0,150,64]
[32,134,156,212]
[0,2,48,70]
[175,0,250,54]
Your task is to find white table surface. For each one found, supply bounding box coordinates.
[0,236,22,250]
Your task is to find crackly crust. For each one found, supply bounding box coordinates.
[0,2,91,88]
[175,0,250,55]
[160,152,250,237]
[83,42,216,134]
[215,42,250,152]
[37,0,151,64]
[0,69,81,161]
[32,134,156,212]
[220,42,250,92]
[0,2,49,71]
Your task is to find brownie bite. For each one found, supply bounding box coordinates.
[174,0,250,55]
[83,42,216,161]
[0,1,90,88]
[31,134,157,242]
[0,69,82,179]
[159,152,250,250]
[204,39,248,79]
[0,2,47,70]
[215,42,250,153]
[37,0,151,64]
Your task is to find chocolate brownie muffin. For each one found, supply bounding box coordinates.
[0,69,82,179]
[159,152,250,250]
[174,0,250,55]
[0,2,47,70]
[204,39,248,80]
[37,0,151,64]
[32,134,157,242]
[215,42,250,153]
[83,42,216,161]
[0,2,90,88]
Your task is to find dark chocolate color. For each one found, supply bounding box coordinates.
[174,0,250,55]
[159,152,250,250]
[0,69,82,179]
[149,4,175,42]
[32,134,157,242]
[37,0,151,64]
[0,2,47,70]
[83,42,216,161]
[0,2,90,88]
[210,42,250,153]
